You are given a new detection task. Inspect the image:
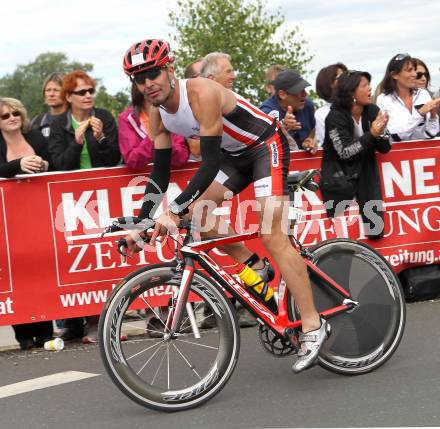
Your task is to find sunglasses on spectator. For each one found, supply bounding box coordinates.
[336,70,358,79]
[0,111,21,120]
[416,71,429,79]
[389,53,412,71]
[71,87,96,96]
[393,53,411,62]
[131,68,163,84]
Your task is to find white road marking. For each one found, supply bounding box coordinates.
[0,371,100,399]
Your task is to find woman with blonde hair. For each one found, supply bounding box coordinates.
[0,97,53,349]
[31,72,67,139]
[0,97,50,178]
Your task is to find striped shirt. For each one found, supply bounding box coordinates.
[160,80,274,152]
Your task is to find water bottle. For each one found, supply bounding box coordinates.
[236,263,274,302]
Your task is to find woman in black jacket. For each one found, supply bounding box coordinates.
[48,70,120,170]
[0,97,51,178]
[321,70,391,238]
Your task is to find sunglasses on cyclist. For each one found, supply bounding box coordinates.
[416,71,428,79]
[0,111,21,121]
[131,68,163,84]
[71,87,96,96]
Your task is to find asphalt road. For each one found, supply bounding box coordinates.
[1,300,440,429]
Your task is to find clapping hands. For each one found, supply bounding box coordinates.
[418,98,440,117]
[20,155,48,174]
[89,116,104,140]
[370,110,389,138]
[74,116,104,145]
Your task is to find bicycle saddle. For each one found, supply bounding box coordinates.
[287,169,320,192]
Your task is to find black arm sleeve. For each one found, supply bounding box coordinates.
[172,136,222,214]
[138,148,172,219]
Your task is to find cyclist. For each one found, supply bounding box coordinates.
[122,38,329,373]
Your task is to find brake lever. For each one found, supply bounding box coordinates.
[100,217,155,239]
[100,222,123,238]
[116,232,157,258]
[117,238,129,257]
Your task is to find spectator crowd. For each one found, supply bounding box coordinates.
[1,47,440,349]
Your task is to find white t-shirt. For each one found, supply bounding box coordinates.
[314,102,331,147]
[376,88,439,141]
[352,117,364,140]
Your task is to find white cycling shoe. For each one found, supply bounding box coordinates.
[292,318,331,373]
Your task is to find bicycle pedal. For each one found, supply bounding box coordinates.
[284,327,300,352]
[325,320,332,337]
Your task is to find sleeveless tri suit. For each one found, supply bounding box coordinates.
[159,80,290,197]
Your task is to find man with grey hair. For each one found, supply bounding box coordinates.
[201,52,236,90]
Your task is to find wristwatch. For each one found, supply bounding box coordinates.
[378,129,391,140]
[168,201,189,217]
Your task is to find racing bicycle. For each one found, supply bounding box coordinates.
[98,169,406,412]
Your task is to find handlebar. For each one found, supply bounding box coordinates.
[100,216,155,235]
[101,169,318,256]
[101,216,192,257]
[100,217,155,256]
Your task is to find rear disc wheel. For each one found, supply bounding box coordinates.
[291,239,405,375]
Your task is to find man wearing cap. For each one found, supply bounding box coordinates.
[260,69,318,153]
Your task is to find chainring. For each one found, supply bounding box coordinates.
[258,325,297,357]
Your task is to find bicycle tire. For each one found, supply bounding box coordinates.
[99,263,240,411]
[290,238,406,375]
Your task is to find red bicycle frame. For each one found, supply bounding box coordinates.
[168,229,358,338]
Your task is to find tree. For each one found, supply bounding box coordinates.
[169,0,313,104]
[0,52,129,119]
[0,52,93,119]
[95,86,130,119]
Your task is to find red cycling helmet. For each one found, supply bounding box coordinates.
[123,39,175,76]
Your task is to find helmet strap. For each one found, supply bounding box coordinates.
[160,71,176,106]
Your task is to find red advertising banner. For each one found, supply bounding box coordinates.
[1,140,440,325]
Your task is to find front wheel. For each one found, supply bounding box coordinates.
[291,239,406,375]
[99,263,240,411]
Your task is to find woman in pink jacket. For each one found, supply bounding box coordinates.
[118,83,190,168]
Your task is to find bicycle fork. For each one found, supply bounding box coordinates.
[163,258,201,340]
